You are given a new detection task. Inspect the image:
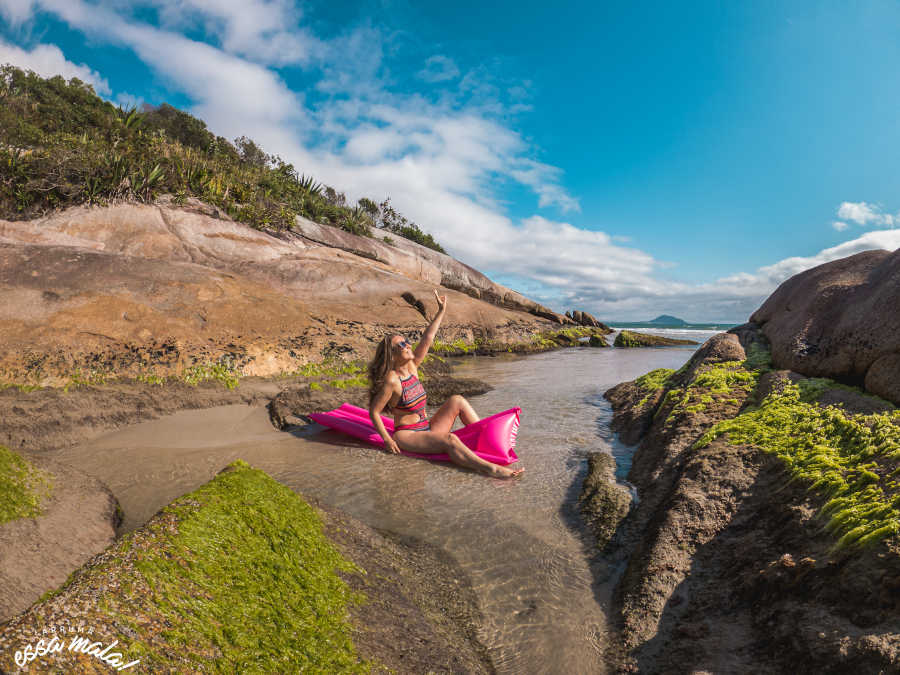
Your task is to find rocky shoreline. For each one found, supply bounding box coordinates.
[582,324,900,673]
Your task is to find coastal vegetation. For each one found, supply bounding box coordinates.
[13,461,370,672]
[635,368,675,393]
[0,445,51,524]
[0,65,445,252]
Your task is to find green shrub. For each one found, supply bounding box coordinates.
[0,65,446,252]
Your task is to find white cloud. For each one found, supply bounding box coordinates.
[832,220,848,231]
[22,0,576,212]
[0,0,35,26]
[509,160,581,212]
[148,0,319,66]
[114,91,144,109]
[837,201,895,227]
[516,228,900,323]
[418,55,460,83]
[0,39,110,94]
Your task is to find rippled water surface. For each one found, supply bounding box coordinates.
[51,337,717,673]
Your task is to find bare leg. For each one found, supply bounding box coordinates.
[394,430,524,479]
[429,394,480,434]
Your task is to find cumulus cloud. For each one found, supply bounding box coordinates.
[509,160,581,212]
[837,201,895,227]
[151,0,319,66]
[0,39,110,94]
[418,55,460,83]
[21,0,576,211]
[832,220,848,231]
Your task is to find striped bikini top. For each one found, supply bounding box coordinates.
[392,372,427,414]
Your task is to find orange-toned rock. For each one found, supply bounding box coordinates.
[0,202,555,383]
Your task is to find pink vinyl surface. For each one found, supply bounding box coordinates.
[308,403,520,465]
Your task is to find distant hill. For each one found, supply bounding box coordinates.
[648,315,687,326]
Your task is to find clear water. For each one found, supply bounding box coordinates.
[49,337,716,673]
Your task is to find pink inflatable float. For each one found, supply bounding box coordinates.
[308,403,520,465]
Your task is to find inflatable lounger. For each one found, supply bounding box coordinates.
[308,403,520,465]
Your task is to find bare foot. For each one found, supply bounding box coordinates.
[487,464,524,479]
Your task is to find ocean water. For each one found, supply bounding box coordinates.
[609,322,739,332]
[50,336,721,674]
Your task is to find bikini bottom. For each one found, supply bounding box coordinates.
[395,413,431,432]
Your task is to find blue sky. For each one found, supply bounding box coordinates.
[2,0,900,322]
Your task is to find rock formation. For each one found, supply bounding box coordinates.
[597,327,900,673]
[594,248,900,672]
[565,309,610,330]
[0,454,120,623]
[291,214,565,322]
[614,330,698,347]
[0,201,561,384]
[750,248,900,405]
[0,462,491,673]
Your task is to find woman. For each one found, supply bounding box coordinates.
[368,290,524,479]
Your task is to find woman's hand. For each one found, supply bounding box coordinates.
[385,437,402,455]
[433,289,447,312]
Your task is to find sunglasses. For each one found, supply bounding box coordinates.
[394,339,411,349]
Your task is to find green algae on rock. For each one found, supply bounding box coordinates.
[0,460,371,673]
[625,339,900,551]
[0,445,51,524]
[579,453,632,549]
[696,378,900,550]
[631,368,676,410]
[614,330,698,348]
[430,326,611,356]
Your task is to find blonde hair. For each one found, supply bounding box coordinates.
[368,334,395,408]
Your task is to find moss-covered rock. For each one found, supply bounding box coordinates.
[603,328,900,673]
[580,453,632,549]
[0,445,51,524]
[614,330,698,348]
[696,375,900,550]
[0,460,369,673]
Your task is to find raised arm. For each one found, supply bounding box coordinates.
[413,289,446,366]
[369,375,402,454]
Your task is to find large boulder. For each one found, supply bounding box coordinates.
[750,248,900,405]
[581,311,601,327]
[0,202,557,383]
